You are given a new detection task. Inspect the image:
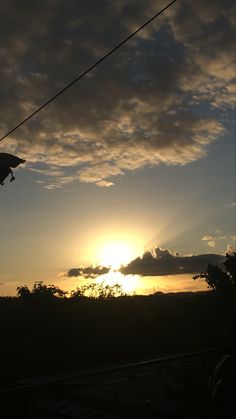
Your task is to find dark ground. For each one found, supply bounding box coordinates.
[0,291,236,418]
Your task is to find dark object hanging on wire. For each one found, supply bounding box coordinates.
[0,153,26,185]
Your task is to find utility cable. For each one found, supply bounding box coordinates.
[0,0,178,142]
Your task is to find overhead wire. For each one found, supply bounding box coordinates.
[0,0,178,143]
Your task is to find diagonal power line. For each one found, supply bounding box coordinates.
[0,0,178,143]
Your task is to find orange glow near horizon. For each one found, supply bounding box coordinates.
[95,272,208,295]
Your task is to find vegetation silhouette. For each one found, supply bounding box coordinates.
[17,280,125,301]
[17,281,67,300]
[0,255,235,418]
[70,281,126,299]
[193,252,236,294]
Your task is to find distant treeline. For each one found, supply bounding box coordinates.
[15,280,126,300]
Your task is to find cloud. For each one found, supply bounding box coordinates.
[169,0,236,92]
[207,241,216,248]
[120,247,225,276]
[226,244,235,254]
[201,233,227,247]
[0,0,234,188]
[202,236,214,241]
[65,265,110,279]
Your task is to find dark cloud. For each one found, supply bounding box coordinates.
[120,247,225,276]
[0,0,234,188]
[66,265,110,278]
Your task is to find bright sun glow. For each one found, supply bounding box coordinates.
[96,271,139,294]
[99,241,137,269]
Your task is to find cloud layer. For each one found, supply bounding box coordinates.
[120,247,225,276]
[0,0,235,188]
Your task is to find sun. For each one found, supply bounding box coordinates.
[98,241,137,269]
[88,231,144,270]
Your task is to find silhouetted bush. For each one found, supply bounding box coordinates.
[70,281,126,299]
[17,281,67,300]
[193,253,236,294]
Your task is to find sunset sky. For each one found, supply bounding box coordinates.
[0,0,235,295]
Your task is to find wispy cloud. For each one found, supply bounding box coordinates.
[201,233,227,248]
[202,236,214,241]
[207,241,216,248]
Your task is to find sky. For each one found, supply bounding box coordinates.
[0,0,235,296]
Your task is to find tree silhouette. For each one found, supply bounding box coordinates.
[70,281,125,299]
[193,253,236,293]
[17,281,67,299]
[224,252,236,285]
[16,285,31,299]
[17,281,125,300]
[32,281,67,298]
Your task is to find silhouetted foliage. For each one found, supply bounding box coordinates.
[16,280,125,301]
[16,285,31,299]
[193,253,236,294]
[224,252,236,285]
[17,281,67,300]
[70,281,126,299]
